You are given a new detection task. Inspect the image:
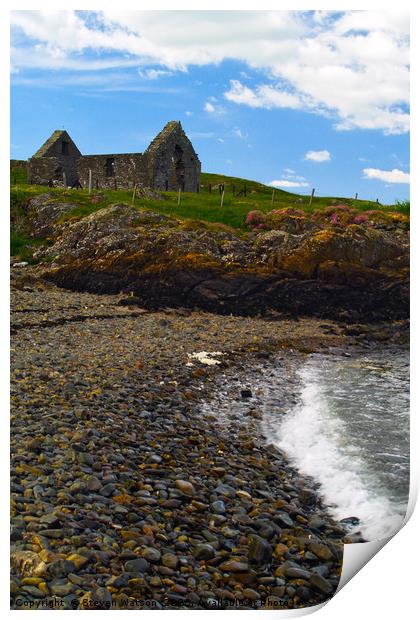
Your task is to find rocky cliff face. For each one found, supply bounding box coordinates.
[30,202,409,322]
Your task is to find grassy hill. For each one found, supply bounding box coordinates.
[10,161,409,260]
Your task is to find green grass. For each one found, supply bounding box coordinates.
[395,199,410,215]
[10,164,409,239]
[10,231,48,263]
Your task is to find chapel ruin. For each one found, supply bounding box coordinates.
[27,121,201,192]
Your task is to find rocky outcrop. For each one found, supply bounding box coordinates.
[32,203,409,322]
[11,194,76,238]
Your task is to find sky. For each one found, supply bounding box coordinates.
[10,9,410,204]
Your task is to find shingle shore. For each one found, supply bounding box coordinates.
[11,273,353,610]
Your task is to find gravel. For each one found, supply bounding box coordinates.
[10,271,356,610]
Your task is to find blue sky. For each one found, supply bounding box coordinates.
[10,10,410,203]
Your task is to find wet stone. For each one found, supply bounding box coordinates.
[161,553,179,570]
[124,558,150,573]
[45,559,76,579]
[193,544,215,561]
[310,573,334,594]
[142,547,161,562]
[308,542,334,561]
[248,536,273,565]
[211,500,226,514]
[174,480,195,495]
[284,567,311,580]
[219,560,249,573]
[50,582,75,597]
[106,573,130,588]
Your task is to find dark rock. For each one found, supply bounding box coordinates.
[124,558,150,573]
[248,536,273,565]
[161,553,179,570]
[141,547,161,563]
[219,560,249,573]
[211,500,226,514]
[46,559,76,579]
[308,542,334,561]
[310,573,334,594]
[106,573,130,588]
[284,567,311,580]
[38,206,408,322]
[340,516,361,527]
[273,511,294,528]
[298,488,318,507]
[193,544,216,561]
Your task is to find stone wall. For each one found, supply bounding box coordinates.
[27,122,201,192]
[144,121,201,192]
[77,154,148,190]
[28,157,61,185]
[31,130,81,186]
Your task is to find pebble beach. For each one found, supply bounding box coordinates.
[10,269,367,610]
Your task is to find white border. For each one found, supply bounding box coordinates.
[3,2,417,619]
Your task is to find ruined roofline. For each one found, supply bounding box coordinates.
[32,129,81,158]
[144,120,184,154]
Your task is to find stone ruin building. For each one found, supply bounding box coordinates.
[27,121,201,192]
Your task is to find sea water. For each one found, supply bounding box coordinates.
[273,349,410,541]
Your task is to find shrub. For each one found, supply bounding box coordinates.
[353,213,369,224]
[323,204,352,215]
[270,208,305,217]
[245,210,266,227]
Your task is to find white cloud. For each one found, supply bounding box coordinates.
[184,110,192,116]
[11,10,410,134]
[305,150,331,162]
[225,80,303,110]
[362,168,410,184]
[269,179,309,188]
[204,101,215,113]
[282,169,306,180]
[232,128,248,139]
[138,68,172,80]
[204,100,225,115]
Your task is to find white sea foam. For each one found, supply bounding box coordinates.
[274,364,407,541]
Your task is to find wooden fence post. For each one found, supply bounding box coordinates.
[309,188,315,207]
[88,169,92,195]
[178,187,181,206]
[131,184,137,206]
[271,189,275,207]
[63,171,67,187]
[221,189,225,208]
